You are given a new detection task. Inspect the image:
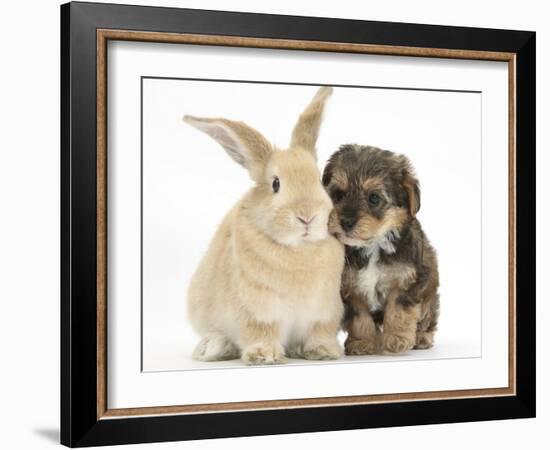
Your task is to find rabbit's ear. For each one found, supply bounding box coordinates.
[184,115,273,181]
[290,86,333,158]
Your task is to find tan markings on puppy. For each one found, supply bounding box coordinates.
[352,206,408,242]
[328,169,348,190]
[327,208,340,236]
[403,172,420,217]
[361,176,385,191]
[382,290,421,354]
[378,262,417,292]
[323,144,440,355]
[344,291,380,355]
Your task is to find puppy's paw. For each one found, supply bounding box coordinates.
[345,338,379,355]
[303,342,342,360]
[241,343,287,365]
[414,331,434,349]
[383,333,414,354]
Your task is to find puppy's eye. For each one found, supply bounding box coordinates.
[331,188,345,202]
[272,176,280,193]
[368,192,381,206]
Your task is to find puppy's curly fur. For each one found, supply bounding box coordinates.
[322,144,440,355]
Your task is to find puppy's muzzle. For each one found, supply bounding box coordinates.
[340,208,358,232]
[340,216,358,232]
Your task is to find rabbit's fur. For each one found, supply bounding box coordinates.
[184,87,344,365]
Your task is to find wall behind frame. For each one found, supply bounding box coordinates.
[0,0,546,449]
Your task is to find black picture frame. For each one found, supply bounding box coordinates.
[61,1,535,447]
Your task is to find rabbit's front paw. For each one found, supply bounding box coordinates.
[286,343,304,359]
[192,333,239,361]
[242,343,287,365]
[303,341,342,360]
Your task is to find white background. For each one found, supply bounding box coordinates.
[109,41,509,409]
[0,0,546,449]
[142,73,484,372]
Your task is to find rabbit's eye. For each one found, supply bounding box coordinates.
[272,177,280,193]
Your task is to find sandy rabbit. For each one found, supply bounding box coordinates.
[183,86,344,365]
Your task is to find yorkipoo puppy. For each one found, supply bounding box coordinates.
[322,144,440,355]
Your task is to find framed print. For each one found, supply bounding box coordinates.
[60,1,536,447]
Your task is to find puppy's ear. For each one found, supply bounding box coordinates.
[403,170,421,217]
[183,115,272,182]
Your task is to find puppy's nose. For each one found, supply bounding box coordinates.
[340,215,357,232]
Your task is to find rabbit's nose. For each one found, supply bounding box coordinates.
[297,215,315,226]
